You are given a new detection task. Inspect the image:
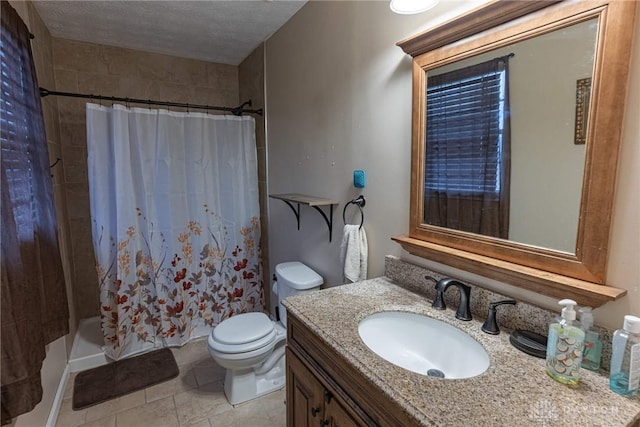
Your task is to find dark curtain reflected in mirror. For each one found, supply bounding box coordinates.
[424,55,512,239]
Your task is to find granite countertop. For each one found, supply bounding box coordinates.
[283,277,640,427]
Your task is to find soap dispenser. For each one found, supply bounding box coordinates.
[579,307,602,371]
[545,299,585,386]
[609,315,640,396]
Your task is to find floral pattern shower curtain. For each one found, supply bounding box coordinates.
[86,104,262,360]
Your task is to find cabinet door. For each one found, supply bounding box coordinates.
[325,396,361,427]
[287,347,325,427]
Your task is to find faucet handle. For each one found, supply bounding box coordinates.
[426,276,446,310]
[481,300,517,335]
[424,275,438,288]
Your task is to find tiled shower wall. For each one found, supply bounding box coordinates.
[238,44,270,310]
[51,39,243,319]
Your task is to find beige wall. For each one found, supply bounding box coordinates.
[52,39,240,319]
[597,4,640,330]
[239,44,270,310]
[508,20,592,252]
[265,0,486,289]
[265,1,640,330]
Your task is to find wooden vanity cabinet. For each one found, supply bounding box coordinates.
[286,313,419,427]
[286,347,360,427]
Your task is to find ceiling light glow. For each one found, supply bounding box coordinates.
[390,0,440,15]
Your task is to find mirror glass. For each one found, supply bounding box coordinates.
[422,18,598,254]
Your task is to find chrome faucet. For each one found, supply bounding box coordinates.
[431,278,472,321]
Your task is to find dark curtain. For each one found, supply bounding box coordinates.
[1,2,69,424]
[424,55,512,239]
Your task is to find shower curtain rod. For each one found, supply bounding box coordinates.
[39,87,263,116]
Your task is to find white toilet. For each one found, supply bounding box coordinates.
[208,261,323,405]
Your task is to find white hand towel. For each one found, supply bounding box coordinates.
[340,224,368,283]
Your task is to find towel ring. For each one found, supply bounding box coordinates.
[342,195,366,230]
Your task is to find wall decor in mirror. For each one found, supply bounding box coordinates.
[574,77,592,146]
[393,0,637,307]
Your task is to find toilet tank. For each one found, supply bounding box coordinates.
[275,262,323,328]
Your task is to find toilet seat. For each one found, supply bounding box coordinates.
[209,312,276,354]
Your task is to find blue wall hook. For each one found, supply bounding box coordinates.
[353,170,366,188]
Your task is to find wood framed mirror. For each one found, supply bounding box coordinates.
[393,0,637,307]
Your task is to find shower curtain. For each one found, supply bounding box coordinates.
[86,104,263,360]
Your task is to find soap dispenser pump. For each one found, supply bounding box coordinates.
[545,299,585,386]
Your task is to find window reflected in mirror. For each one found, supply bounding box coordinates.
[422,18,597,253]
[425,55,512,240]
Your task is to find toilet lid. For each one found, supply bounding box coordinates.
[209,328,276,354]
[213,312,274,345]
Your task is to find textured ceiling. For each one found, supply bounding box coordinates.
[33,1,307,65]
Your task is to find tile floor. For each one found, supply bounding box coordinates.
[55,339,286,427]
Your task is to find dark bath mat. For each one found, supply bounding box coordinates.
[73,347,179,410]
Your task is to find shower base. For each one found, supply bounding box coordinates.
[68,316,109,372]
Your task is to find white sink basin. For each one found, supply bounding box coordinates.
[358,311,490,379]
